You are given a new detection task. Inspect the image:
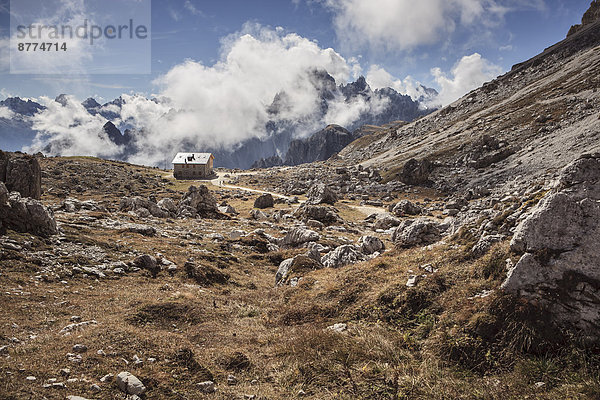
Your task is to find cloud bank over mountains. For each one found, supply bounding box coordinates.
[20,23,503,165]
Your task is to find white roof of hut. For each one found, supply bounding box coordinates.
[171,152,213,165]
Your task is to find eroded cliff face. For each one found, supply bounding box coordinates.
[284,124,356,166]
[568,0,600,37]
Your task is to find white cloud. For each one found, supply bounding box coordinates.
[169,8,182,21]
[324,94,389,127]
[430,53,502,106]
[321,0,546,51]
[0,88,13,100]
[0,106,15,119]
[184,0,205,17]
[25,95,120,157]
[366,65,431,101]
[142,24,354,150]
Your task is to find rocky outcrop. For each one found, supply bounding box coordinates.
[391,200,421,216]
[399,158,434,186]
[358,236,385,255]
[60,198,106,212]
[0,186,57,237]
[279,227,320,248]
[119,196,169,218]
[131,254,160,278]
[125,224,156,237]
[501,154,600,334]
[392,218,443,248]
[372,213,401,230]
[178,185,220,218]
[321,244,366,269]
[0,182,7,205]
[471,234,505,256]
[567,1,600,37]
[253,194,274,209]
[157,198,177,214]
[275,254,321,286]
[0,151,42,199]
[293,204,341,225]
[462,134,517,169]
[306,183,337,205]
[116,371,146,396]
[284,125,356,166]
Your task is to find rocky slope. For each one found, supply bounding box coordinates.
[323,6,600,335]
[338,16,600,196]
[568,0,600,36]
[238,3,600,338]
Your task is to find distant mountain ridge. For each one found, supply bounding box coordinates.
[0,72,437,168]
[0,97,45,116]
[243,72,436,169]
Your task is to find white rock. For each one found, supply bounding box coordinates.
[116,371,146,395]
[321,245,365,269]
[60,320,97,335]
[100,373,113,382]
[229,230,246,240]
[327,323,347,333]
[406,275,419,287]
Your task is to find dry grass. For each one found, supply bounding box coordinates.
[1,157,598,399]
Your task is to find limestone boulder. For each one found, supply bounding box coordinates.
[0,190,57,237]
[321,244,366,269]
[253,193,274,209]
[501,154,600,334]
[178,185,219,217]
[0,151,42,199]
[392,218,442,248]
[306,183,338,205]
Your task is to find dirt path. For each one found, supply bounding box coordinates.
[211,170,388,216]
[352,204,389,216]
[210,171,294,200]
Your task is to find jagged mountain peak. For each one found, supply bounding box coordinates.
[54,94,69,106]
[567,0,600,37]
[0,97,45,116]
[340,76,371,99]
[82,97,101,110]
[102,121,133,147]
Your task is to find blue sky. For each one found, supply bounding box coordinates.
[0,0,592,103]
